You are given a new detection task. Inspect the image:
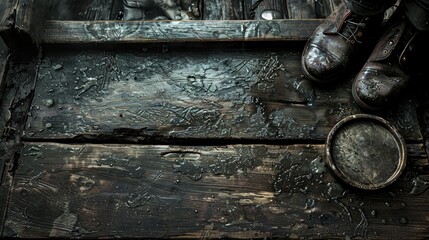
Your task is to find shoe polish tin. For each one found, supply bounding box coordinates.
[325,114,407,190]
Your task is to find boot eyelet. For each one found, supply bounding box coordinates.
[350,40,355,44]
[382,49,389,55]
[357,32,363,37]
[388,41,394,45]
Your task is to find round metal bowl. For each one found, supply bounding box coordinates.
[325,114,407,190]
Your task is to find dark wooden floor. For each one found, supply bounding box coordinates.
[1,0,429,239]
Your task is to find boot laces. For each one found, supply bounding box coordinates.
[338,15,369,44]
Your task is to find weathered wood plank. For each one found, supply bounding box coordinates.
[286,0,317,19]
[47,0,115,20]
[24,48,422,142]
[203,0,244,20]
[11,0,52,52]
[0,57,38,137]
[0,0,16,31]
[10,0,120,49]
[76,0,114,20]
[0,0,17,48]
[0,55,39,237]
[42,19,324,44]
[0,39,8,102]
[3,143,428,238]
[14,0,36,33]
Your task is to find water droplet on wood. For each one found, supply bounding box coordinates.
[52,64,62,70]
[42,99,54,107]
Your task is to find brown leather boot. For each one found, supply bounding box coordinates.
[301,3,383,83]
[352,15,419,110]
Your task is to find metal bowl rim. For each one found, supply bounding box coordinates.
[325,114,407,190]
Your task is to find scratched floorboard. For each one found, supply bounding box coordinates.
[0,54,39,237]
[2,143,428,239]
[1,1,428,239]
[24,46,422,142]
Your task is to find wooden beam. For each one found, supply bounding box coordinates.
[24,48,422,142]
[3,143,428,238]
[41,19,324,44]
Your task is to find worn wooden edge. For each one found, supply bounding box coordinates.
[41,19,324,44]
[0,0,17,49]
[0,44,8,103]
[0,0,46,53]
[0,0,17,31]
[2,142,428,239]
[0,53,39,236]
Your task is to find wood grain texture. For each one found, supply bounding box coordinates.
[0,55,39,237]
[47,0,115,20]
[24,47,422,142]
[14,0,50,37]
[287,0,317,19]
[41,19,324,44]
[3,143,428,239]
[203,0,244,20]
[0,40,8,102]
[11,0,52,52]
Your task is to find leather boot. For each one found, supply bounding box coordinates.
[352,15,419,110]
[301,2,383,83]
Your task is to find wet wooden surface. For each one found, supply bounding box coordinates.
[24,46,421,142]
[3,143,429,239]
[1,0,429,239]
[42,20,324,44]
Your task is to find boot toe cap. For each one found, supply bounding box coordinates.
[353,65,409,110]
[302,45,344,83]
